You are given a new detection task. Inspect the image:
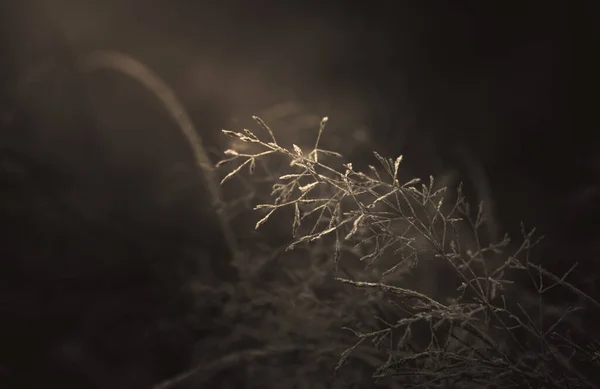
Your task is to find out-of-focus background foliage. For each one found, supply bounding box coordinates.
[0,1,590,388]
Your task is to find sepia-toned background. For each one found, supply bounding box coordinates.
[1,1,589,388]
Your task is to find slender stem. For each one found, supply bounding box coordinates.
[79,50,240,261]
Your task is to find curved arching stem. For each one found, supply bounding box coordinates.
[79,50,240,261]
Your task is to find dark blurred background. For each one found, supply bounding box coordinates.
[0,1,589,388]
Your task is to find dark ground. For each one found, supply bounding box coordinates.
[0,1,592,388]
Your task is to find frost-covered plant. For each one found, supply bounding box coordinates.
[217,116,600,389]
